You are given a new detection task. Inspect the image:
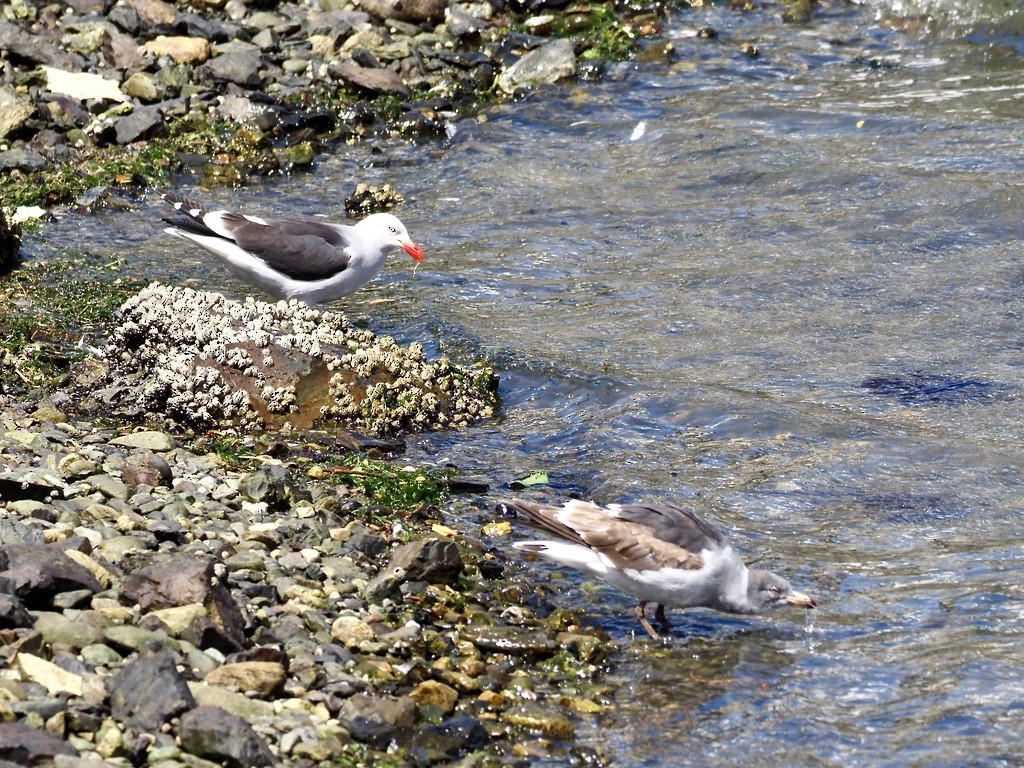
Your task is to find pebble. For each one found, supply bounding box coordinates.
[0,395,613,765]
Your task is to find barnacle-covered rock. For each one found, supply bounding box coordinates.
[97,284,498,435]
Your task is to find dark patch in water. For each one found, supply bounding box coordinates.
[861,372,1009,406]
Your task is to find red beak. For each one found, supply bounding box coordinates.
[402,241,425,262]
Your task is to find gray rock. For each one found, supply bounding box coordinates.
[33,611,106,649]
[178,706,276,768]
[0,595,31,629]
[328,59,408,96]
[83,473,131,501]
[412,715,489,760]
[359,0,446,23]
[0,721,76,764]
[0,543,103,607]
[0,149,45,172]
[114,107,166,145]
[109,651,196,732]
[121,554,245,652]
[390,537,464,584]
[460,625,557,657]
[122,72,164,102]
[0,22,87,69]
[103,625,181,653]
[206,45,264,87]
[338,693,416,747]
[109,431,177,451]
[0,92,34,141]
[496,38,576,94]
[238,465,301,510]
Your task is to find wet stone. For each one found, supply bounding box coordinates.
[0,721,76,763]
[337,693,416,747]
[461,626,558,657]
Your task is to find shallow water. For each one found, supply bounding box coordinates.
[24,0,1024,764]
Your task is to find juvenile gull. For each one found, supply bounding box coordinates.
[498,498,816,639]
[159,192,425,304]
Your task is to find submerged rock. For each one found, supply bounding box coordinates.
[95,284,499,436]
[496,38,576,94]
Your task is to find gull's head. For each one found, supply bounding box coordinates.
[746,569,817,613]
[359,212,425,262]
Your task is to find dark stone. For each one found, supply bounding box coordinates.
[114,107,166,145]
[460,626,558,657]
[412,715,489,759]
[0,722,76,764]
[359,0,446,23]
[237,466,302,510]
[328,59,408,96]
[107,2,142,35]
[0,149,45,173]
[0,210,19,272]
[108,651,196,732]
[205,48,264,87]
[178,706,276,768]
[337,694,415,747]
[121,554,245,651]
[122,451,174,488]
[390,538,463,584]
[0,595,31,629]
[178,13,235,42]
[147,519,186,544]
[0,22,87,69]
[0,544,102,607]
[347,527,387,558]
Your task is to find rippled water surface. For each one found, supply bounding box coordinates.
[26,0,1024,764]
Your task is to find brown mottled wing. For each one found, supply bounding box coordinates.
[499,499,716,572]
[161,192,354,280]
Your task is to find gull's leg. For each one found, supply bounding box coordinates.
[634,601,661,639]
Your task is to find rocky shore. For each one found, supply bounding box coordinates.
[0,401,613,767]
[0,0,670,210]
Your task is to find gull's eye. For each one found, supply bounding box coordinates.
[388,226,398,234]
[769,587,781,596]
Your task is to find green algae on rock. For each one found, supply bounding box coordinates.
[96,284,498,435]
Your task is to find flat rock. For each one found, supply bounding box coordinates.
[338,693,416,747]
[119,0,178,27]
[33,611,106,649]
[141,35,212,64]
[0,149,45,172]
[187,682,275,721]
[359,0,446,23]
[460,626,558,657]
[15,653,84,696]
[114,106,167,145]
[0,721,76,764]
[329,59,408,95]
[42,67,127,103]
[203,661,286,698]
[409,680,459,714]
[391,537,464,584]
[0,22,87,69]
[496,38,575,94]
[178,706,276,768]
[108,651,196,731]
[0,543,103,607]
[109,430,177,451]
[330,615,376,646]
[206,46,264,87]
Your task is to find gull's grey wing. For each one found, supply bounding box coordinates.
[161,193,354,281]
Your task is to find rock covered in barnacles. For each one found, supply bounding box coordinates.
[97,284,498,435]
